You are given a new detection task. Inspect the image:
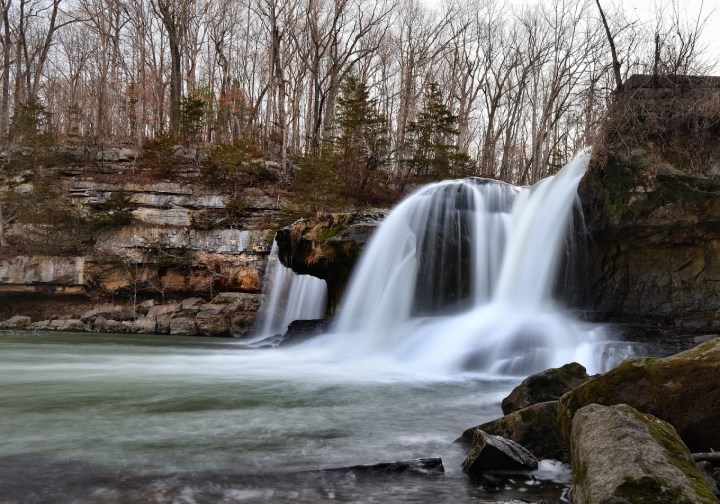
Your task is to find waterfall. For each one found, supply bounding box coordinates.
[256,241,328,337]
[311,150,610,376]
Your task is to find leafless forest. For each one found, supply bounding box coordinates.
[0,0,714,184]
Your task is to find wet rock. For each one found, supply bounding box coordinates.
[319,458,444,476]
[462,430,538,476]
[460,401,566,461]
[558,338,720,452]
[2,315,32,329]
[275,212,386,311]
[501,362,590,415]
[279,319,331,346]
[50,319,87,332]
[570,403,717,504]
[169,317,197,336]
[697,461,720,496]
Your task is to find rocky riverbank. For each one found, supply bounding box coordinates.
[0,293,264,337]
[457,337,720,502]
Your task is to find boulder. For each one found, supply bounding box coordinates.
[2,315,32,329]
[169,317,197,336]
[28,320,51,330]
[195,313,230,337]
[570,403,717,504]
[462,430,538,476]
[81,305,135,322]
[146,303,180,319]
[459,401,565,461]
[132,317,156,334]
[501,362,590,415]
[180,297,204,310]
[210,292,263,312]
[93,318,128,333]
[53,319,87,332]
[558,338,720,452]
[155,315,171,334]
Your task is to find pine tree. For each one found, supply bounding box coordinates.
[405,82,470,184]
[334,74,390,204]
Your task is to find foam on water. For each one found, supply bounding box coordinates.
[294,149,619,376]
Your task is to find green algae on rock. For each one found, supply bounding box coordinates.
[558,338,720,453]
[570,403,718,504]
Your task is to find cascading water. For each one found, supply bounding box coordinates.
[256,241,328,337]
[308,149,612,376]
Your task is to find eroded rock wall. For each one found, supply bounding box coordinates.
[578,75,720,336]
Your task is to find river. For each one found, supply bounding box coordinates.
[0,330,571,503]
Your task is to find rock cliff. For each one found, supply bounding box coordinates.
[578,75,720,336]
[0,145,286,335]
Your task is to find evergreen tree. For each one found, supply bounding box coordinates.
[334,74,390,203]
[405,82,470,184]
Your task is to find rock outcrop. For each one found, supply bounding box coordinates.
[558,337,720,453]
[275,212,385,311]
[570,403,717,504]
[579,75,720,335]
[0,145,285,330]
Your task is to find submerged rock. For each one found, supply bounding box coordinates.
[460,401,566,461]
[319,457,444,477]
[501,362,590,415]
[570,403,717,504]
[558,338,720,452]
[462,430,538,476]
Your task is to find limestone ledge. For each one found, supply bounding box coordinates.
[0,293,264,337]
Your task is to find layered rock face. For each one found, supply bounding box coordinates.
[0,146,284,334]
[275,212,385,311]
[578,75,720,335]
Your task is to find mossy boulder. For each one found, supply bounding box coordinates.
[558,338,720,453]
[570,403,717,504]
[275,212,385,312]
[459,401,566,461]
[501,362,590,415]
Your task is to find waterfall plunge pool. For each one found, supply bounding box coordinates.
[0,330,574,503]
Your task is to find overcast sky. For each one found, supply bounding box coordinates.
[422,0,720,74]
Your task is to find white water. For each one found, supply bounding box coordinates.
[299,149,617,376]
[256,241,327,337]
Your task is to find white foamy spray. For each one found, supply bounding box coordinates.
[256,241,327,337]
[306,150,614,376]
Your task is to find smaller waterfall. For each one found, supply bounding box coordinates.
[256,241,328,337]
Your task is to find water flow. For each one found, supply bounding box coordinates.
[256,241,327,337]
[316,150,611,376]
